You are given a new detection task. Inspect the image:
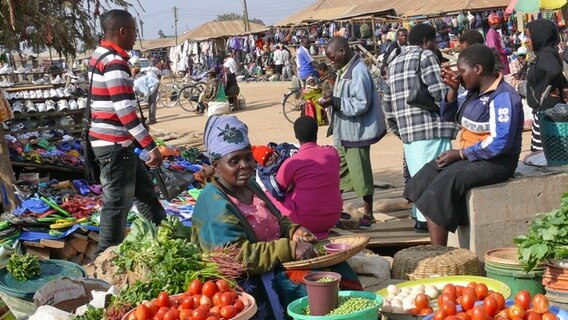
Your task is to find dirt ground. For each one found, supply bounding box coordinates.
[150,81,534,188]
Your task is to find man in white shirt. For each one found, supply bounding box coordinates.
[281,46,292,80]
[273,45,284,79]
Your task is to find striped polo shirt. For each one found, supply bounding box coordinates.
[87,41,156,151]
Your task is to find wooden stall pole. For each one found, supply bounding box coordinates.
[371,16,378,54]
[0,126,17,211]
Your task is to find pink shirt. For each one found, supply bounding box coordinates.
[229,194,281,242]
[276,142,342,239]
[486,28,510,75]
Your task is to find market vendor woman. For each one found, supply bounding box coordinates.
[191,115,361,319]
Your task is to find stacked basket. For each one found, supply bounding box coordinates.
[542,260,568,309]
[391,245,481,280]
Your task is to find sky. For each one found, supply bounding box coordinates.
[132,0,316,39]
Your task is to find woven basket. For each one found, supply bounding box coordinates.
[540,114,568,166]
[392,245,481,280]
[282,235,369,270]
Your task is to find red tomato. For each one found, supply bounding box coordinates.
[442,300,458,316]
[541,312,557,320]
[420,307,434,315]
[192,294,202,307]
[144,301,158,317]
[483,296,499,317]
[526,311,543,320]
[516,290,532,311]
[157,306,170,315]
[463,287,478,301]
[438,293,456,307]
[234,299,245,313]
[408,308,420,315]
[461,292,476,311]
[456,285,465,297]
[415,293,430,311]
[192,307,208,320]
[180,309,193,319]
[189,279,203,295]
[163,309,178,320]
[135,304,151,320]
[456,312,472,320]
[446,316,461,320]
[212,292,223,306]
[152,314,164,320]
[433,309,447,320]
[532,294,550,314]
[220,292,235,306]
[210,305,221,314]
[471,305,488,320]
[206,316,220,320]
[216,279,230,292]
[156,292,170,308]
[467,282,478,289]
[220,305,237,319]
[443,284,457,298]
[491,293,506,311]
[181,296,194,310]
[508,305,527,320]
[201,281,217,298]
[474,283,489,300]
[200,295,213,308]
[228,290,238,301]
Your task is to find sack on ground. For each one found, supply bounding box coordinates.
[207,101,231,117]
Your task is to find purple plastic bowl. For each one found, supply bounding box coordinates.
[324,243,352,255]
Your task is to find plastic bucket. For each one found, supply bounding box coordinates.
[485,263,544,297]
[304,272,341,316]
[540,114,568,166]
[288,291,382,320]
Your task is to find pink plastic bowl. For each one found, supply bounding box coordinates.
[324,243,352,255]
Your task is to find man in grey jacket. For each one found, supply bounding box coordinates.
[320,36,386,229]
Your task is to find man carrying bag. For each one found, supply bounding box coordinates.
[83,9,165,256]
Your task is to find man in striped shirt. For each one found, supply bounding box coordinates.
[88,9,165,254]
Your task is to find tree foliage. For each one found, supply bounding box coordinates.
[215,12,264,25]
[0,0,138,58]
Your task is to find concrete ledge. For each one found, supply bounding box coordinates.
[448,172,568,261]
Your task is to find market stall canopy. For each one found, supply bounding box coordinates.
[180,20,267,42]
[276,0,395,26]
[506,0,567,13]
[133,38,177,51]
[277,0,512,26]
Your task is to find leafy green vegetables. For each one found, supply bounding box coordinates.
[7,253,41,281]
[514,193,568,272]
[72,305,104,320]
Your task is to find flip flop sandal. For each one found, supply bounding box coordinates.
[57,180,77,192]
[37,215,66,223]
[37,209,58,218]
[89,184,102,195]
[40,197,72,217]
[37,138,50,149]
[12,205,29,216]
[22,199,50,214]
[0,227,17,238]
[0,221,10,231]
[49,229,65,237]
[178,161,202,172]
[58,141,72,152]
[0,230,20,242]
[72,179,90,195]
[2,212,23,225]
[23,226,51,233]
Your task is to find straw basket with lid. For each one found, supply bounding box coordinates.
[484,248,545,297]
[392,245,481,280]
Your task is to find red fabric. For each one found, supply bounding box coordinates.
[252,145,274,166]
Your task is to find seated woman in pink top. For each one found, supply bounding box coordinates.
[276,116,343,239]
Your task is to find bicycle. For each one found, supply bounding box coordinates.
[158,72,206,109]
[282,76,308,124]
[177,85,204,112]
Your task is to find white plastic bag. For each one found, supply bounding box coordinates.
[207,101,230,117]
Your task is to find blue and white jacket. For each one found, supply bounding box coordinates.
[440,77,523,161]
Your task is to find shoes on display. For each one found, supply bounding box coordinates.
[57,99,69,111]
[77,97,86,109]
[63,87,72,97]
[25,100,37,113]
[56,88,65,97]
[45,100,56,112]
[49,88,58,98]
[29,91,37,99]
[51,75,64,84]
[36,103,46,113]
[22,91,30,99]
[68,99,77,110]
[43,90,50,99]
[0,65,14,74]
[11,102,23,114]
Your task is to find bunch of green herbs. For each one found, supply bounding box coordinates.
[514,193,568,272]
[7,253,41,281]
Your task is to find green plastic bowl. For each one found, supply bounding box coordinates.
[287,290,383,320]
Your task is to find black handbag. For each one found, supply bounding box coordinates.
[82,51,114,183]
[406,50,440,112]
[150,167,195,200]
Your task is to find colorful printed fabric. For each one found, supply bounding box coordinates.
[204,115,250,160]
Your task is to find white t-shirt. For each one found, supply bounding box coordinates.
[281,49,291,66]
[223,57,238,74]
[273,49,284,65]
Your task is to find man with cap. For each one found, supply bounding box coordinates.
[486,12,510,75]
[505,47,528,96]
[275,116,343,239]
